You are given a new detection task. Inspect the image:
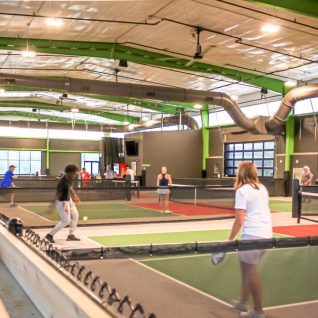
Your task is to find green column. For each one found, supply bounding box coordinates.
[201,107,209,178]
[285,115,295,172]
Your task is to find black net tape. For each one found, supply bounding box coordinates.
[62,236,318,261]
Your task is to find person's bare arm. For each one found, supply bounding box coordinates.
[307,175,313,185]
[228,209,245,240]
[156,175,161,186]
[168,174,172,185]
[70,187,80,203]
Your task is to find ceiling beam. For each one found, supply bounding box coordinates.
[3,85,188,114]
[80,94,184,114]
[244,0,318,18]
[0,37,285,93]
[0,101,139,123]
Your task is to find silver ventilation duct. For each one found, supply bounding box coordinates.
[1,73,317,135]
[265,85,318,135]
[0,114,196,132]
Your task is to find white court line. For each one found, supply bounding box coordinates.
[18,206,52,222]
[136,254,318,312]
[265,299,318,310]
[83,236,103,247]
[129,258,232,308]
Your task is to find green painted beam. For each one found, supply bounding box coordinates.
[80,94,183,114]
[284,115,295,172]
[0,37,285,93]
[2,85,185,115]
[201,107,209,176]
[244,0,318,18]
[0,101,139,123]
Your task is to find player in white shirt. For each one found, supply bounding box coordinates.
[228,162,272,318]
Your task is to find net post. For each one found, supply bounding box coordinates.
[292,179,300,220]
[194,188,197,206]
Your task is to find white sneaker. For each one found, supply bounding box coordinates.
[240,310,266,318]
[164,210,172,214]
[231,300,247,312]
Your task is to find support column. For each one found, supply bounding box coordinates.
[284,114,295,196]
[201,107,209,178]
[46,138,50,175]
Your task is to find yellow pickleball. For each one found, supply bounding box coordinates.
[83,216,88,221]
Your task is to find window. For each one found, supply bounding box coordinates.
[0,150,42,175]
[224,141,275,177]
[81,153,100,175]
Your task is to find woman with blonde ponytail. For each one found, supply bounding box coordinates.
[229,162,272,318]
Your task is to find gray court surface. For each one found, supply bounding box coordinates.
[80,258,318,318]
[0,261,43,318]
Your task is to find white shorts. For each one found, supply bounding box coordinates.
[238,234,267,265]
[157,188,170,195]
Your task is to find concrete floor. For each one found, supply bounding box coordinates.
[0,261,43,318]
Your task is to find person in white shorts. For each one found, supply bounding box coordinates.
[228,162,272,318]
[45,164,81,243]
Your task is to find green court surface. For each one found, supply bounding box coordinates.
[270,199,292,212]
[140,246,318,307]
[22,203,176,220]
[89,230,287,246]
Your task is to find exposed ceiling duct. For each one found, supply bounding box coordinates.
[1,73,317,135]
[0,114,197,132]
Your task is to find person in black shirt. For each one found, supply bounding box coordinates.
[45,164,81,243]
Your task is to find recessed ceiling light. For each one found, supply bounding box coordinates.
[194,104,203,110]
[284,80,297,87]
[46,17,63,27]
[71,108,79,113]
[21,50,36,57]
[231,95,239,101]
[261,24,280,33]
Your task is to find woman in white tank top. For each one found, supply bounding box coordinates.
[228,162,272,318]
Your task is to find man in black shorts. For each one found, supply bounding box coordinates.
[45,164,81,243]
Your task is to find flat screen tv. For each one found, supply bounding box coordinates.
[125,141,139,156]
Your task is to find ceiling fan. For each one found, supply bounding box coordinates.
[154,27,216,66]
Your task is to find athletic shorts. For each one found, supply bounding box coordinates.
[157,188,170,195]
[238,234,267,265]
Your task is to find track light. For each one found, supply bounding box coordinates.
[45,17,63,28]
[261,24,280,33]
[194,104,203,110]
[284,80,297,88]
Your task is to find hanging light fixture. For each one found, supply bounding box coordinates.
[284,80,297,87]
[21,22,36,57]
[45,17,63,27]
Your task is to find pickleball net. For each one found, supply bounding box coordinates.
[169,184,235,210]
[61,236,318,260]
[298,191,318,223]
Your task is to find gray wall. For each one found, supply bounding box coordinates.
[49,152,81,176]
[143,130,202,186]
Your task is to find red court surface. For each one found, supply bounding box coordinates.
[273,225,318,237]
[129,202,235,216]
